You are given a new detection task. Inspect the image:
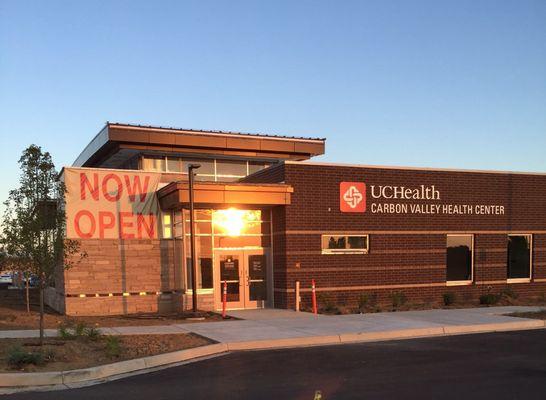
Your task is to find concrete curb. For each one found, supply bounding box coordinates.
[1,319,544,393]
[0,343,228,393]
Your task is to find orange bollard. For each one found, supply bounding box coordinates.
[222,280,227,318]
[311,279,317,315]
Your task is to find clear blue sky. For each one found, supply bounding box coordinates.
[1,0,545,209]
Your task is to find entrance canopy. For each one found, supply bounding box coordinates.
[157,181,293,209]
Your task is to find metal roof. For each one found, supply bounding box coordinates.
[107,122,326,142]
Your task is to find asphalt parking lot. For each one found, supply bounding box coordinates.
[5,329,546,400]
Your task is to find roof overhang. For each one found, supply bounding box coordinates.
[74,123,326,168]
[157,181,293,210]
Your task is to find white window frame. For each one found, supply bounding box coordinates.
[446,234,474,286]
[321,234,369,255]
[507,233,533,283]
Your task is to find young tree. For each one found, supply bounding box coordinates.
[1,145,85,344]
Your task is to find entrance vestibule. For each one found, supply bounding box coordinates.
[214,248,269,310]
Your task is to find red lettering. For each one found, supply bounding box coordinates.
[102,174,123,202]
[137,214,156,239]
[125,175,150,202]
[74,210,95,238]
[118,211,135,239]
[80,173,99,201]
[98,211,116,238]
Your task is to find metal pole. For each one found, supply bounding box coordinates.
[188,164,201,314]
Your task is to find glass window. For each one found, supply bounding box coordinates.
[173,211,183,238]
[508,235,532,280]
[161,211,173,239]
[180,159,215,175]
[248,162,270,175]
[446,235,473,282]
[166,157,181,172]
[142,156,165,171]
[186,258,213,289]
[216,160,247,177]
[321,234,368,254]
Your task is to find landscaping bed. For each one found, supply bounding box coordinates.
[0,301,230,331]
[310,290,546,315]
[0,332,212,373]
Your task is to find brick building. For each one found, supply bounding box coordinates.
[46,123,546,315]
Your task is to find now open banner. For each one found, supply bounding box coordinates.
[64,168,162,239]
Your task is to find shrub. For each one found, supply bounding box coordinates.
[84,326,101,341]
[480,293,500,305]
[390,291,407,309]
[74,322,88,337]
[501,286,518,300]
[357,293,369,311]
[7,346,45,368]
[316,293,337,313]
[443,292,456,306]
[105,336,121,358]
[58,324,75,340]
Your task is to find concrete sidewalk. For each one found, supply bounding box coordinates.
[1,306,543,343]
[187,306,545,345]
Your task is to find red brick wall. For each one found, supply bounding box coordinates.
[268,163,546,309]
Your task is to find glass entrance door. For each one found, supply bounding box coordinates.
[245,251,267,308]
[215,249,268,310]
[218,253,244,309]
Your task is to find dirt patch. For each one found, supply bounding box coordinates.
[506,309,546,320]
[0,333,212,373]
[0,290,232,331]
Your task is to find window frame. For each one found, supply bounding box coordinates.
[507,233,533,283]
[445,234,474,286]
[141,155,271,182]
[321,234,369,255]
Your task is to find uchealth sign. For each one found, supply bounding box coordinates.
[64,168,161,239]
[340,181,505,216]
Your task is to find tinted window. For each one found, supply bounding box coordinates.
[249,162,269,174]
[166,157,181,172]
[508,235,531,279]
[446,235,472,281]
[186,257,213,289]
[216,160,247,177]
[180,159,215,175]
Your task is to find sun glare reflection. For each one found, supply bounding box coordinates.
[212,209,260,237]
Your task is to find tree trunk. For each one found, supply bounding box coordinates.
[26,271,30,314]
[39,275,44,346]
